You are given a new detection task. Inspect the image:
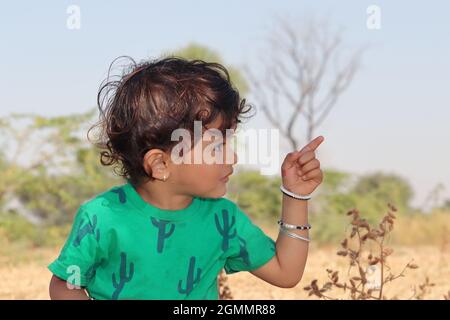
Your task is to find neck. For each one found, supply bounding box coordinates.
[134,179,193,211]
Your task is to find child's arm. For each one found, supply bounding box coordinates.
[49,275,90,300]
[250,136,324,288]
[250,196,309,288]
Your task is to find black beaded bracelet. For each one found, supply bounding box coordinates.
[277,219,312,230]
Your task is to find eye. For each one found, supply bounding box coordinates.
[214,143,224,152]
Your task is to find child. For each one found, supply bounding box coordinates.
[48,56,324,300]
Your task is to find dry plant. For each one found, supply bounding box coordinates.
[409,276,435,300]
[217,203,448,300]
[303,203,438,300]
[443,290,450,300]
[218,269,233,300]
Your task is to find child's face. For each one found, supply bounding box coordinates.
[168,116,238,198]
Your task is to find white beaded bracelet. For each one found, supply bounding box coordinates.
[279,226,311,243]
[280,185,311,200]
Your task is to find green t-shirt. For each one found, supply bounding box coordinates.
[48,182,276,300]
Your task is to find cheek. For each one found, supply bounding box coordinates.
[197,164,223,181]
[175,164,228,198]
[178,164,222,185]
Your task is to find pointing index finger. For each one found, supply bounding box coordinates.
[298,136,325,154]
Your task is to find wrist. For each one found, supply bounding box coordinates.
[282,193,309,202]
[281,192,308,216]
[280,185,312,201]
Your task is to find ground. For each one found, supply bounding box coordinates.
[1,227,448,300]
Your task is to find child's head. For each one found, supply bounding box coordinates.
[89,56,252,198]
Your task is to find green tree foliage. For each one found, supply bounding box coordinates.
[0,112,121,227]
[164,42,249,95]
[226,169,424,244]
[227,170,282,222]
[351,172,415,218]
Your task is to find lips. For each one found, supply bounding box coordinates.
[221,171,233,180]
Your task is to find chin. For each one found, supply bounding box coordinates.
[203,185,227,199]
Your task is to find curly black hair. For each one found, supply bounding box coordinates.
[88,56,253,186]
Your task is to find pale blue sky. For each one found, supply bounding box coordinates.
[1,1,449,210]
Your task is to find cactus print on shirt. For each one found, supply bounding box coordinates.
[48,182,276,300]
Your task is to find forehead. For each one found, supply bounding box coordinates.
[201,115,237,142]
[204,114,238,131]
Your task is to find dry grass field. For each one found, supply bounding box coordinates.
[1,226,449,300]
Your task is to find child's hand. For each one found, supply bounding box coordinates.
[281,136,325,196]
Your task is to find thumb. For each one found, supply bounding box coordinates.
[281,150,302,170]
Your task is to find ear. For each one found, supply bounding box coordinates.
[143,149,170,181]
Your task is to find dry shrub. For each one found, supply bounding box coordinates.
[444,291,450,300]
[303,203,447,300]
[218,269,233,300]
[218,203,449,300]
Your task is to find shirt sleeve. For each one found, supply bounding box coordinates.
[223,203,276,275]
[47,205,103,287]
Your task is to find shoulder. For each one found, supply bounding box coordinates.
[77,184,128,220]
[200,197,251,223]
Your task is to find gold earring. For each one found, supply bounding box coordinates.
[163,174,166,182]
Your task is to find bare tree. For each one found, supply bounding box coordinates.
[246,16,364,149]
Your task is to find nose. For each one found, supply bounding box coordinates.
[227,148,237,165]
[225,143,238,165]
[233,150,238,165]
